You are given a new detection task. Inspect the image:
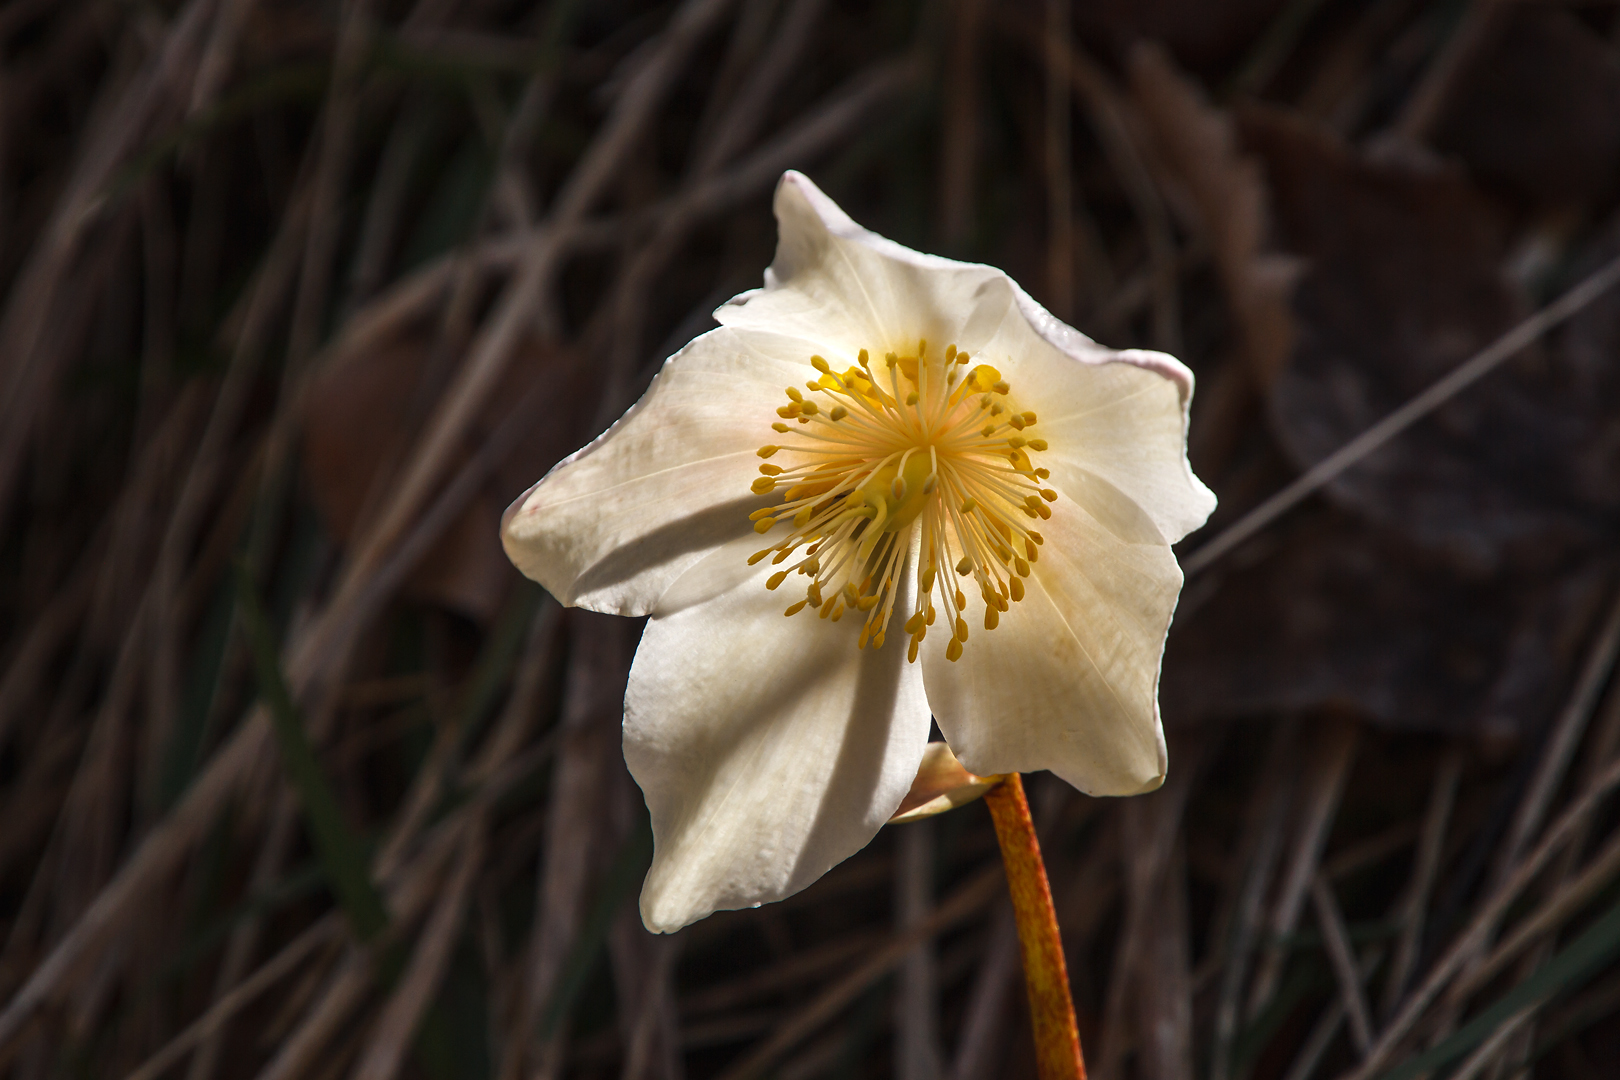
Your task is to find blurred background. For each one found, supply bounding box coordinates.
[4,0,1620,1078]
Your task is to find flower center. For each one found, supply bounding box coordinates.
[747,341,1055,663]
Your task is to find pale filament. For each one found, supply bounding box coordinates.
[748,341,1055,662]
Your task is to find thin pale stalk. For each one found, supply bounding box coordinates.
[983,773,1085,1080]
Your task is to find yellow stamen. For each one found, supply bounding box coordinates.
[746,345,1053,660]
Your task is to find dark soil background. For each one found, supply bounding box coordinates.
[2,1,1620,1079]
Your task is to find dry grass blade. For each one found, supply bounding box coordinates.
[1382,748,1463,1016]
[1310,876,1373,1057]
[1346,753,1620,1079]
[1489,583,1620,892]
[1247,714,1359,1020]
[714,864,1005,1080]
[353,821,487,1080]
[895,819,945,1080]
[951,906,1019,1080]
[123,919,341,1080]
[1182,252,1620,576]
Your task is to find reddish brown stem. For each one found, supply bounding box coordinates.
[984,773,1086,1080]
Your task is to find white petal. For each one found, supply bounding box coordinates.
[962,286,1215,546]
[627,540,931,933]
[500,327,822,615]
[715,171,1011,362]
[722,172,1213,545]
[920,488,1179,796]
[1030,347,1215,545]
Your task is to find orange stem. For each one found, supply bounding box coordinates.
[983,773,1086,1080]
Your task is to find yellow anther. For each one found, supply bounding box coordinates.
[772,422,791,433]
[1041,488,1057,501]
[1028,439,1048,451]
[750,342,1048,661]
[1036,467,1050,479]
[1035,502,1051,519]
[908,639,920,663]
[785,600,807,616]
[1027,534,1040,553]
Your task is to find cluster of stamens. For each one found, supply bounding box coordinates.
[747,340,1055,663]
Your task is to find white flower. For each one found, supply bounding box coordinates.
[502,172,1215,933]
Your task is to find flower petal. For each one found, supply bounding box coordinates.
[716,171,1010,362]
[722,171,1213,546]
[920,486,1180,796]
[954,283,1215,546]
[501,327,820,615]
[627,542,931,933]
[1021,343,1215,545]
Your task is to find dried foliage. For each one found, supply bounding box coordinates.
[3,2,1620,1079]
